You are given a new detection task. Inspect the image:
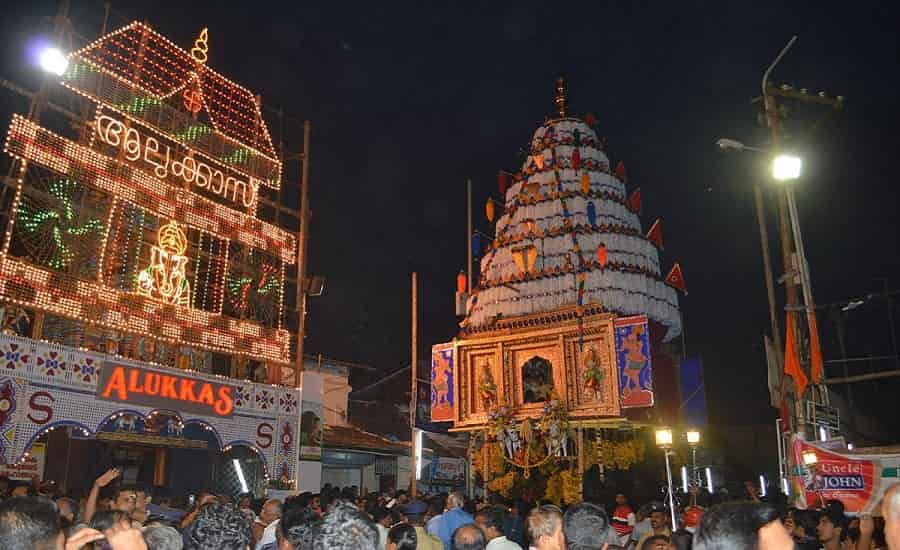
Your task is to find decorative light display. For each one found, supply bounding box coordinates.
[17,178,104,270]
[5,115,295,263]
[137,221,192,306]
[0,21,297,365]
[94,112,259,209]
[61,21,282,188]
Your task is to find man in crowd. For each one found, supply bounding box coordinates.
[634,505,671,550]
[187,501,253,550]
[611,494,635,546]
[817,500,849,550]
[452,523,486,550]
[255,499,283,550]
[312,501,379,550]
[0,495,146,550]
[277,506,318,550]
[399,500,443,550]
[694,501,793,550]
[526,505,566,550]
[562,502,610,550]
[474,506,522,550]
[790,509,820,550]
[436,492,474,550]
[84,468,140,524]
[373,506,393,549]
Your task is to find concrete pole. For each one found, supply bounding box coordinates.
[295,121,311,386]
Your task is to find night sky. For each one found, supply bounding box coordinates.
[2,1,899,436]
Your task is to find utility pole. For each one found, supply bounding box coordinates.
[753,184,783,364]
[466,179,473,293]
[295,120,311,386]
[410,271,418,497]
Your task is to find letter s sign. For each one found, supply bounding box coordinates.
[256,422,273,448]
[27,392,55,424]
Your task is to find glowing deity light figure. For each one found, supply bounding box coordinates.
[138,221,191,306]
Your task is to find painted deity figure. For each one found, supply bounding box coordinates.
[621,326,647,399]
[546,417,568,457]
[505,420,521,458]
[478,359,497,410]
[137,221,191,307]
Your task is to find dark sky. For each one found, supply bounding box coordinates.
[2,1,899,434]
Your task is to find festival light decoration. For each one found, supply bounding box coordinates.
[138,221,192,306]
[0,21,296,365]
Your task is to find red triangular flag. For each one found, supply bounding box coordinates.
[665,263,687,294]
[646,219,663,250]
[784,312,808,399]
[808,311,824,384]
[626,188,642,214]
[615,161,627,182]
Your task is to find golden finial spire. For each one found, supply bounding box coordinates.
[190,27,209,65]
[554,75,567,118]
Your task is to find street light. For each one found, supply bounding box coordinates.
[802,449,818,467]
[38,47,68,76]
[773,154,802,181]
[686,429,701,490]
[655,428,677,529]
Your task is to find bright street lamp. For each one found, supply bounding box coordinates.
[655,428,674,448]
[655,428,677,529]
[802,449,818,466]
[773,154,802,181]
[38,47,68,76]
[686,430,701,446]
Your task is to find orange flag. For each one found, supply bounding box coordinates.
[784,312,808,398]
[808,311,824,384]
[646,219,663,250]
[664,263,687,294]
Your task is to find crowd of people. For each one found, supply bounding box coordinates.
[1,471,900,550]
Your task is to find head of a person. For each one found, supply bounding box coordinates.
[90,509,131,533]
[650,509,668,531]
[141,522,183,550]
[527,505,565,550]
[111,485,138,516]
[883,483,900,550]
[0,496,63,550]
[563,502,610,550]
[278,506,318,550]
[792,509,819,539]
[694,501,791,550]
[396,491,409,505]
[237,494,253,510]
[261,499,283,524]
[474,506,506,542]
[387,523,417,550]
[615,494,627,507]
[312,501,378,550]
[372,505,392,527]
[427,499,443,518]
[187,502,253,550]
[641,534,671,550]
[447,491,465,511]
[399,500,428,527]
[451,523,486,550]
[817,503,846,545]
[134,486,150,512]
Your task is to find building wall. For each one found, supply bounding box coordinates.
[321,371,350,426]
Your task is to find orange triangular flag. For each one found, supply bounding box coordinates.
[784,312,808,398]
[808,311,824,384]
[646,219,663,250]
[626,188,642,214]
[664,263,687,294]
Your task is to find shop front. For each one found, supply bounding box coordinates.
[0,333,301,495]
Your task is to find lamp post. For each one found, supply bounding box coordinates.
[655,428,677,529]
[686,429,701,488]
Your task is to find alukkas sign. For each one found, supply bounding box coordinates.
[97,363,234,418]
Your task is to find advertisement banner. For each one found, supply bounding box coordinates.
[791,437,900,514]
[614,316,653,408]
[430,343,454,422]
[299,400,323,461]
[679,358,707,426]
[429,456,466,484]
